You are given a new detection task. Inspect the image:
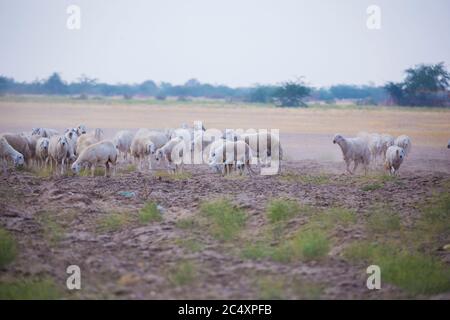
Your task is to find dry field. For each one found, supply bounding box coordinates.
[0,98,449,299]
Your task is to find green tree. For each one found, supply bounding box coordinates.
[273,80,311,107]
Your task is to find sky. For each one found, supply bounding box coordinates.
[0,0,449,87]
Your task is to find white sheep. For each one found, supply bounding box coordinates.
[385,146,406,175]
[71,140,118,177]
[131,129,169,170]
[208,140,255,175]
[380,134,395,161]
[77,124,87,136]
[235,131,283,169]
[76,128,104,155]
[0,133,32,166]
[0,137,24,174]
[113,130,134,160]
[394,135,412,157]
[48,135,75,175]
[35,137,50,169]
[333,134,371,175]
[154,136,185,173]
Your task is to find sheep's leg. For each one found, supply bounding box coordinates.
[91,165,95,177]
[61,158,65,175]
[353,161,359,174]
[2,159,7,175]
[345,160,352,175]
[105,162,110,177]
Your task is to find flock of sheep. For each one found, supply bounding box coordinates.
[333,132,411,175]
[0,122,413,177]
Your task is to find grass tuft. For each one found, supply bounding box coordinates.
[97,212,130,232]
[167,261,197,286]
[0,228,17,268]
[139,202,163,224]
[366,207,401,234]
[0,278,60,300]
[266,199,300,223]
[344,242,450,295]
[200,199,246,241]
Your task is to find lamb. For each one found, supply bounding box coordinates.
[21,132,40,166]
[394,135,412,157]
[31,128,59,138]
[0,133,32,166]
[76,128,104,155]
[35,137,50,168]
[113,130,134,160]
[71,140,118,177]
[385,146,406,175]
[48,135,75,174]
[333,134,371,175]
[208,140,255,175]
[0,137,24,174]
[154,137,185,173]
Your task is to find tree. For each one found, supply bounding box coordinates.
[43,72,67,95]
[248,85,277,103]
[273,80,311,107]
[385,63,450,106]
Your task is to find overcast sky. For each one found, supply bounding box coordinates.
[1,0,449,87]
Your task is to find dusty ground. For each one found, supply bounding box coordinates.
[0,99,449,299]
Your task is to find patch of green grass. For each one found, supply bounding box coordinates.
[241,242,272,260]
[282,173,330,185]
[97,212,130,232]
[366,207,401,234]
[167,261,197,286]
[344,242,450,295]
[139,202,162,224]
[0,277,60,299]
[176,217,199,229]
[361,183,383,192]
[419,192,450,235]
[200,199,246,241]
[0,228,17,268]
[79,167,106,177]
[117,164,137,175]
[36,213,65,245]
[266,199,300,223]
[154,170,192,180]
[257,276,285,299]
[308,207,357,230]
[272,229,330,262]
[175,238,203,253]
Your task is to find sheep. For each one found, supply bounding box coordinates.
[130,129,169,170]
[380,134,395,161]
[154,136,185,173]
[394,135,412,157]
[35,137,50,168]
[77,124,87,136]
[236,131,283,169]
[76,128,104,155]
[0,137,24,174]
[71,140,118,177]
[20,132,40,166]
[31,128,59,138]
[208,140,255,175]
[0,133,32,166]
[48,135,75,175]
[113,130,134,160]
[385,146,406,175]
[333,134,371,175]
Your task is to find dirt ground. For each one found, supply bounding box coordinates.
[0,99,449,299]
